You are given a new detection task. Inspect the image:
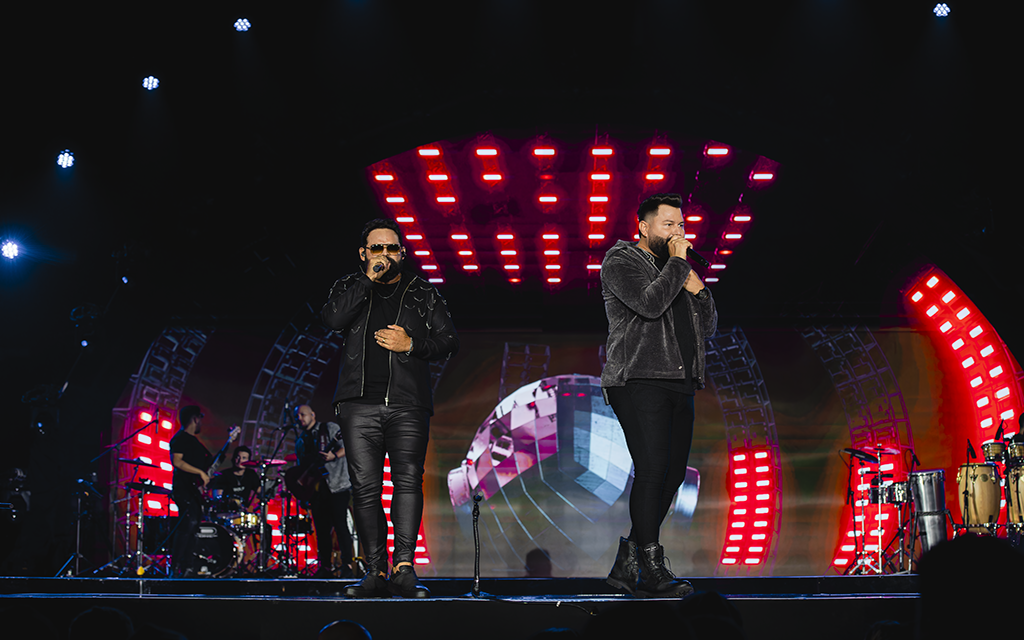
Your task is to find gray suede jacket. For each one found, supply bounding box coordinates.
[600,240,718,390]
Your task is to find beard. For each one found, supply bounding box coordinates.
[364,255,402,281]
[647,234,671,261]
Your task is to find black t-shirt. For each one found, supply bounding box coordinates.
[208,468,261,503]
[169,430,213,491]
[357,274,405,404]
[644,255,696,396]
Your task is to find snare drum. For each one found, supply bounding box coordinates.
[982,441,1007,464]
[956,463,1001,534]
[1008,442,1024,467]
[885,481,911,504]
[222,511,260,533]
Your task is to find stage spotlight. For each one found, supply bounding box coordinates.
[142,76,159,90]
[80,340,89,348]
[234,18,251,31]
[933,3,950,17]
[2,240,18,260]
[122,276,129,284]
[57,150,74,168]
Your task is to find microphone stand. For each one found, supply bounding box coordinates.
[258,422,294,575]
[462,494,494,598]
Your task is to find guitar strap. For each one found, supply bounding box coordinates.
[318,422,329,451]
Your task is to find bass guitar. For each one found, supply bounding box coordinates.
[196,425,241,489]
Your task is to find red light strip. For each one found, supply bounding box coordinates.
[907,267,1020,437]
[720,446,779,569]
[472,137,507,190]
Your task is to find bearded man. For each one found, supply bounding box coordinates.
[321,218,459,598]
[601,193,718,598]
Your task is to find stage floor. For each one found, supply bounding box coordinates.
[0,575,920,640]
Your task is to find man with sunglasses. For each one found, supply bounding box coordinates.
[321,218,459,598]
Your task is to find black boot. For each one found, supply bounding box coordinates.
[343,558,390,598]
[635,542,694,599]
[388,564,430,598]
[605,537,639,594]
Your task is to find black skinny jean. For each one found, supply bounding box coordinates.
[606,382,695,547]
[310,487,353,568]
[337,403,429,570]
[170,487,202,575]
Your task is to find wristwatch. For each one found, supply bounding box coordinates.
[694,287,710,301]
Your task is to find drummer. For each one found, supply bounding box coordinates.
[208,445,261,512]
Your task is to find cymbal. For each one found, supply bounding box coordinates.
[118,457,159,469]
[241,459,286,467]
[125,481,172,495]
[871,447,901,455]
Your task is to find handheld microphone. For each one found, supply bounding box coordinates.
[686,247,710,268]
[373,263,385,273]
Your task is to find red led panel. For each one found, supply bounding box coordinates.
[364,133,777,287]
[904,266,1023,534]
[719,446,780,570]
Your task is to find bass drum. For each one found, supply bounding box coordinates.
[191,521,244,577]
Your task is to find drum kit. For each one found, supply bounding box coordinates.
[842,433,1024,575]
[117,456,321,578]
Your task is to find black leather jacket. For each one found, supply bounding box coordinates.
[321,270,459,415]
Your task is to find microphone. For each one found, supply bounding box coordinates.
[911,450,921,468]
[967,439,977,461]
[995,420,1005,441]
[373,262,385,273]
[687,247,710,268]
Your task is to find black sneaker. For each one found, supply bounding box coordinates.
[388,565,430,598]
[343,571,390,598]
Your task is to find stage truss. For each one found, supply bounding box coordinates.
[802,324,915,574]
[705,326,782,576]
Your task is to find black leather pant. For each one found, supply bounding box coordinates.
[606,382,695,547]
[337,403,429,570]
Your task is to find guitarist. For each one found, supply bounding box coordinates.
[169,404,212,578]
[294,404,353,578]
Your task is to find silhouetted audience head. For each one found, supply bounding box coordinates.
[675,592,745,640]
[318,619,372,640]
[525,548,553,578]
[69,606,134,640]
[917,533,1024,640]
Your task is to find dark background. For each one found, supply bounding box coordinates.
[0,1,1015,574]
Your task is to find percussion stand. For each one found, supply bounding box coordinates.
[279,489,299,577]
[841,458,867,575]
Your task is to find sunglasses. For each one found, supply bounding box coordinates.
[365,243,403,255]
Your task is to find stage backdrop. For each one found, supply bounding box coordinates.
[112,320,965,578]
